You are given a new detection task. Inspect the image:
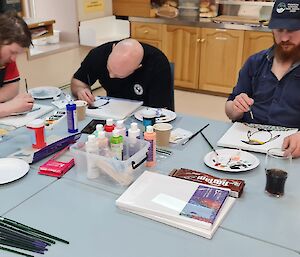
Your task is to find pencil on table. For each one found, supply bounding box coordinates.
[0,217,69,244]
[0,222,54,245]
[0,245,34,257]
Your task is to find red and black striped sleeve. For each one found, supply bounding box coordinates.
[3,61,20,85]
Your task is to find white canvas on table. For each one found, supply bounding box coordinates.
[217,122,298,154]
[0,104,53,128]
[86,97,143,120]
[116,171,235,239]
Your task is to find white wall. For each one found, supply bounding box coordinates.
[76,0,112,21]
[17,46,91,89]
[34,0,79,42]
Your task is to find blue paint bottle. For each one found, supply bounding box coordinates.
[66,100,78,133]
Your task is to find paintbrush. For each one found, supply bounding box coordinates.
[200,131,219,156]
[181,123,209,146]
[249,107,254,120]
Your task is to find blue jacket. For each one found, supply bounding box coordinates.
[228,47,300,128]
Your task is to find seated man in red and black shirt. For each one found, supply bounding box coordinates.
[0,11,34,117]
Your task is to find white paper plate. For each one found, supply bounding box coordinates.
[204,148,260,172]
[134,108,176,123]
[0,158,30,184]
[29,86,61,99]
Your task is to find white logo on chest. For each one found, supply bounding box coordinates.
[133,84,143,95]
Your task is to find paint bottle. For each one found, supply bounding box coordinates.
[110,129,123,160]
[144,125,156,167]
[96,131,110,157]
[142,109,156,130]
[115,120,126,137]
[66,100,78,133]
[127,122,141,157]
[26,119,46,149]
[128,122,141,139]
[104,118,115,138]
[85,135,99,179]
[93,124,104,137]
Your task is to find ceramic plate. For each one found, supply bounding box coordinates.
[29,86,61,99]
[134,108,176,123]
[0,158,30,184]
[204,148,260,172]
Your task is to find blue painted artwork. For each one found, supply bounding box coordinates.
[180,185,229,224]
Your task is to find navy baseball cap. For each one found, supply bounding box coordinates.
[268,0,300,30]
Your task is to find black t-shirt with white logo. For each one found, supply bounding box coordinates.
[73,41,172,109]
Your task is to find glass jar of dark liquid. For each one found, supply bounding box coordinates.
[265,148,291,197]
[265,169,288,197]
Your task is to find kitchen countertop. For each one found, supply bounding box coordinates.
[129,16,271,32]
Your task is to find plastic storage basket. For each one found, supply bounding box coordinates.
[69,137,150,187]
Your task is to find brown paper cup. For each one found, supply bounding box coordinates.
[75,100,87,121]
[153,123,173,147]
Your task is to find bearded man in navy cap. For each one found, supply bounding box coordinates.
[225,0,300,158]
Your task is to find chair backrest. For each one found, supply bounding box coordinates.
[169,62,175,111]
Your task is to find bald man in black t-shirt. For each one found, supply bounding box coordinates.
[71,39,173,110]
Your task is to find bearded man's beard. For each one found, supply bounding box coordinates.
[274,41,300,63]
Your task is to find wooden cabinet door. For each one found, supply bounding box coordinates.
[242,31,273,64]
[162,25,201,89]
[131,22,163,50]
[135,39,162,50]
[199,28,244,94]
[113,0,151,17]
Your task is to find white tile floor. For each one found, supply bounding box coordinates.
[93,87,230,122]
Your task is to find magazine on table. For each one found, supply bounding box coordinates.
[179,185,229,225]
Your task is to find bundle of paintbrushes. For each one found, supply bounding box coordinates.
[156,148,172,156]
[0,217,69,257]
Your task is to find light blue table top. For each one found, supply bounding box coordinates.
[0,167,56,216]
[0,97,299,256]
[65,113,300,253]
[2,178,299,257]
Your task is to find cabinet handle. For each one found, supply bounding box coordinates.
[215,37,227,41]
[197,38,205,43]
[143,30,149,34]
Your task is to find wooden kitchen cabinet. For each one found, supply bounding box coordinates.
[113,0,152,17]
[131,22,163,50]
[198,28,244,94]
[130,21,269,95]
[162,25,201,89]
[242,31,273,64]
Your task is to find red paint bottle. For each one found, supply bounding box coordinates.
[26,119,46,149]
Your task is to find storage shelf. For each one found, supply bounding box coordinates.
[219,1,274,7]
[25,19,56,39]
